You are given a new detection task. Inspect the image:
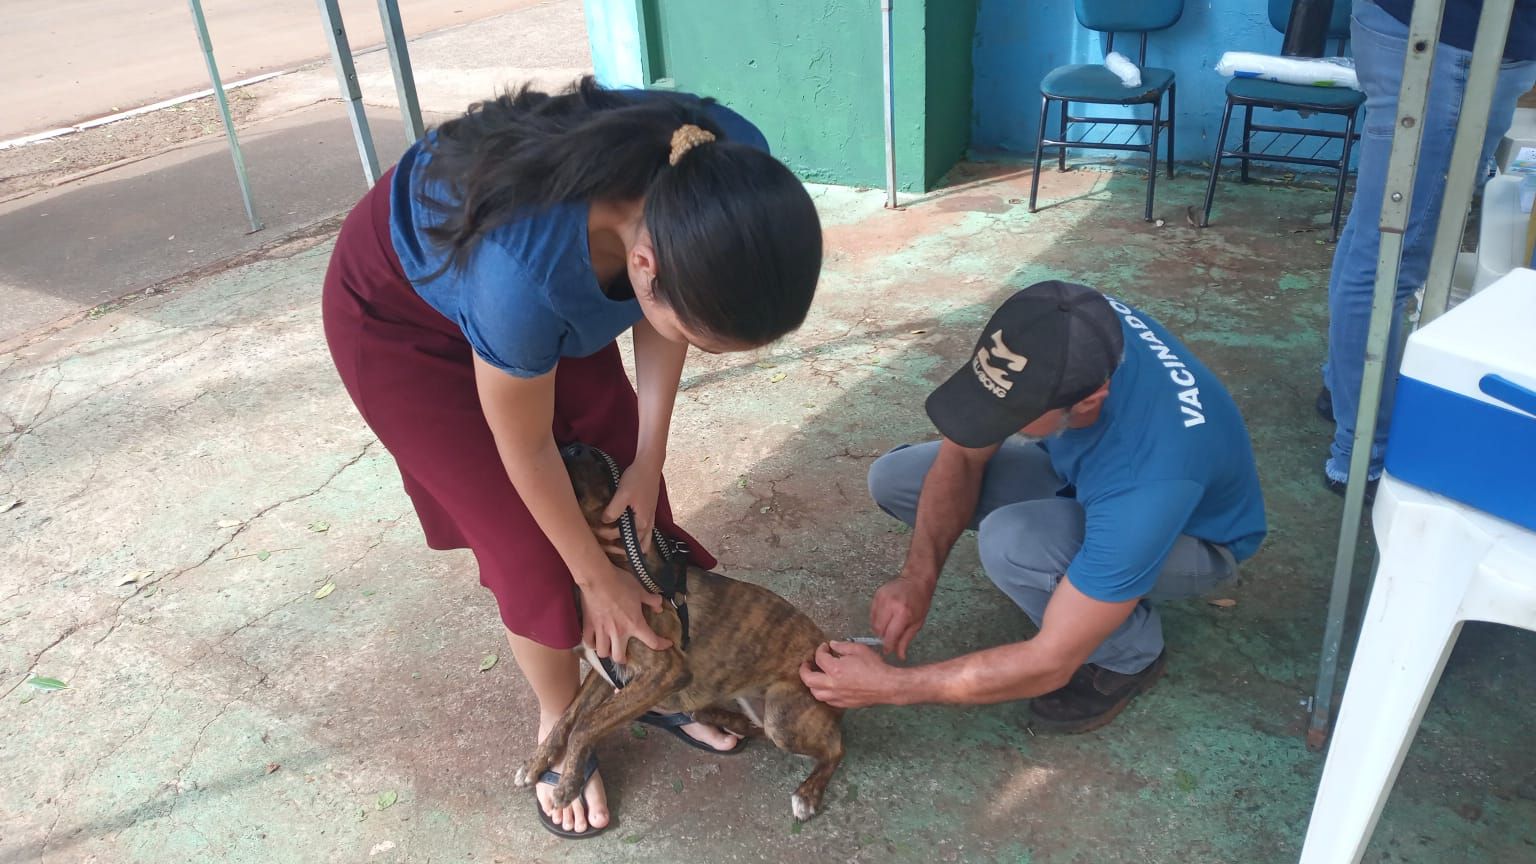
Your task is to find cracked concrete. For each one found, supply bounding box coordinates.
[2,167,1534,864]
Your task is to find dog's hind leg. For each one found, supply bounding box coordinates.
[549,654,692,808]
[514,668,612,790]
[762,680,845,821]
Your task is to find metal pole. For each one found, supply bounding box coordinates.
[1419,0,1517,324]
[881,0,898,209]
[187,0,262,233]
[316,0,381,186]
[376,0,425,145]
[1307,0,1445,750]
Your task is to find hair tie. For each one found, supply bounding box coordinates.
[668,124,717,166]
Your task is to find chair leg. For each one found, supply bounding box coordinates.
[1298,486,1477,864]
[1165,84,1176,179]
[1030,95,1050,213]
[1058,99,1069,172]
[1146,99,1162,222]
[1330,109,1359,243]
[1201,99,1236,228]
[1240,104,1254,183]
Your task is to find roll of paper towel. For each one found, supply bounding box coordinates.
[1105,52,1142,88]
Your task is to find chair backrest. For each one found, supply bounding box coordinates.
[1073,0,1184,34]
[1267,0,1353,42]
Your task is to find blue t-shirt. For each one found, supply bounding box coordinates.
[389,92,770,377]
[1041,298,1267,603]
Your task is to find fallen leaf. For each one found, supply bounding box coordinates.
[265,762,280,775]
[478,653,498,672]
[168,235,175,241]
[631,724,648,739]
[737,476,748,488]
[362,589,376,597]
[411,672,421,679]
[314,582,336,600]
[1208,598,1238,608]
[216,519,242,528]
[27,675,68,691]
[308,521,329,533]
[754,361,775,369]
[671,779,683,792]
[142,585,158,597]
[845,782,859,802]
[257,551,271,562]
[1185,206,1200,227]
[790,820,803,834]
[622,835,644,845]
[909,329,927,335]
[0,497,21,514]
[376,789,398,810]
[769,372,787,383]
[369,840,396,856]
[118,569,153,587]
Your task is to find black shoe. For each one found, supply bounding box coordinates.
[1316,387,1334,423]
[1323,471,1379,505]
[1028,650,1167,734]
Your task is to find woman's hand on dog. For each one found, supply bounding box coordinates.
[800,641,905,709]
[602,460,662,554]
[579,563,669,663]
[869,576,935,660]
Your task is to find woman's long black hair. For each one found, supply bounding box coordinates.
[419,77,822,347]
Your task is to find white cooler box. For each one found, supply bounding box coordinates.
[1386,269,1536,530]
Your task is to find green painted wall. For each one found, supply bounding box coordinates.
[641,0,974,191]
[924,1,979,187]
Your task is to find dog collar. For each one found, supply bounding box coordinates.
[586,445,692,667]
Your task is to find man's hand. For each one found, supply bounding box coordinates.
[799,641,907,709]
[869,576,935,660]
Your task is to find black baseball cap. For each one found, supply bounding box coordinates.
[925,281,1124,448]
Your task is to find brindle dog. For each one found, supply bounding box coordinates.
[513,442,845,821]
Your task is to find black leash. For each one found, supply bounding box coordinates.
[587,445,691,690]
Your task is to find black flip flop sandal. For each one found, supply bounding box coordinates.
[637,711,749,755]
[535,754,607,839]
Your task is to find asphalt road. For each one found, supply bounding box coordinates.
[0,0,537,139]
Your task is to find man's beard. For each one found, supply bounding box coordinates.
[1009,412,1071,446]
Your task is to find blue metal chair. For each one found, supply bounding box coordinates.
[1029,0,1183,222]
[1200,0,1362,241]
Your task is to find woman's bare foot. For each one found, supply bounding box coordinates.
[675,719,742,751]
[535,716,609,834]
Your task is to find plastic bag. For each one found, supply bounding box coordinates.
[1215,51,1359,89]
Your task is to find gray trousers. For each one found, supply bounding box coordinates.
[867,442,1237,674]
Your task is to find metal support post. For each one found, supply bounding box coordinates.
[188,0,262,232]
[1419,0,1517,324]
[376,0,425,145]
[1307,0,1446,750]
[881,0,898,209]
[316,0,381,186]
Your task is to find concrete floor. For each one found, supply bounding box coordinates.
[2,167,1534,864]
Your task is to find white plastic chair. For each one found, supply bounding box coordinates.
[1298,474,1536,863]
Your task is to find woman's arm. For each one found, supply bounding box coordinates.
[601,317,688,547]
[472,353,667,661]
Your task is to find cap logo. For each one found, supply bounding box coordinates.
[972,330,1028,398]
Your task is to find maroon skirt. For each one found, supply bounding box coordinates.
[321,168,716,648]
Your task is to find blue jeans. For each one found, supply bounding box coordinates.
[867,442,1238,674]
[1324,1,1536,482]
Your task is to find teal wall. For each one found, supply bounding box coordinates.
[584,0,977,191]
[924,1,979,186]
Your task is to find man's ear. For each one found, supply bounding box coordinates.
[1070,381,1111,416]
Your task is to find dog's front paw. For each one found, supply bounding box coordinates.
[513,765,535,789]
[791,793,817,821]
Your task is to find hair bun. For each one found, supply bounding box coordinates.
[668,124,717,166]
